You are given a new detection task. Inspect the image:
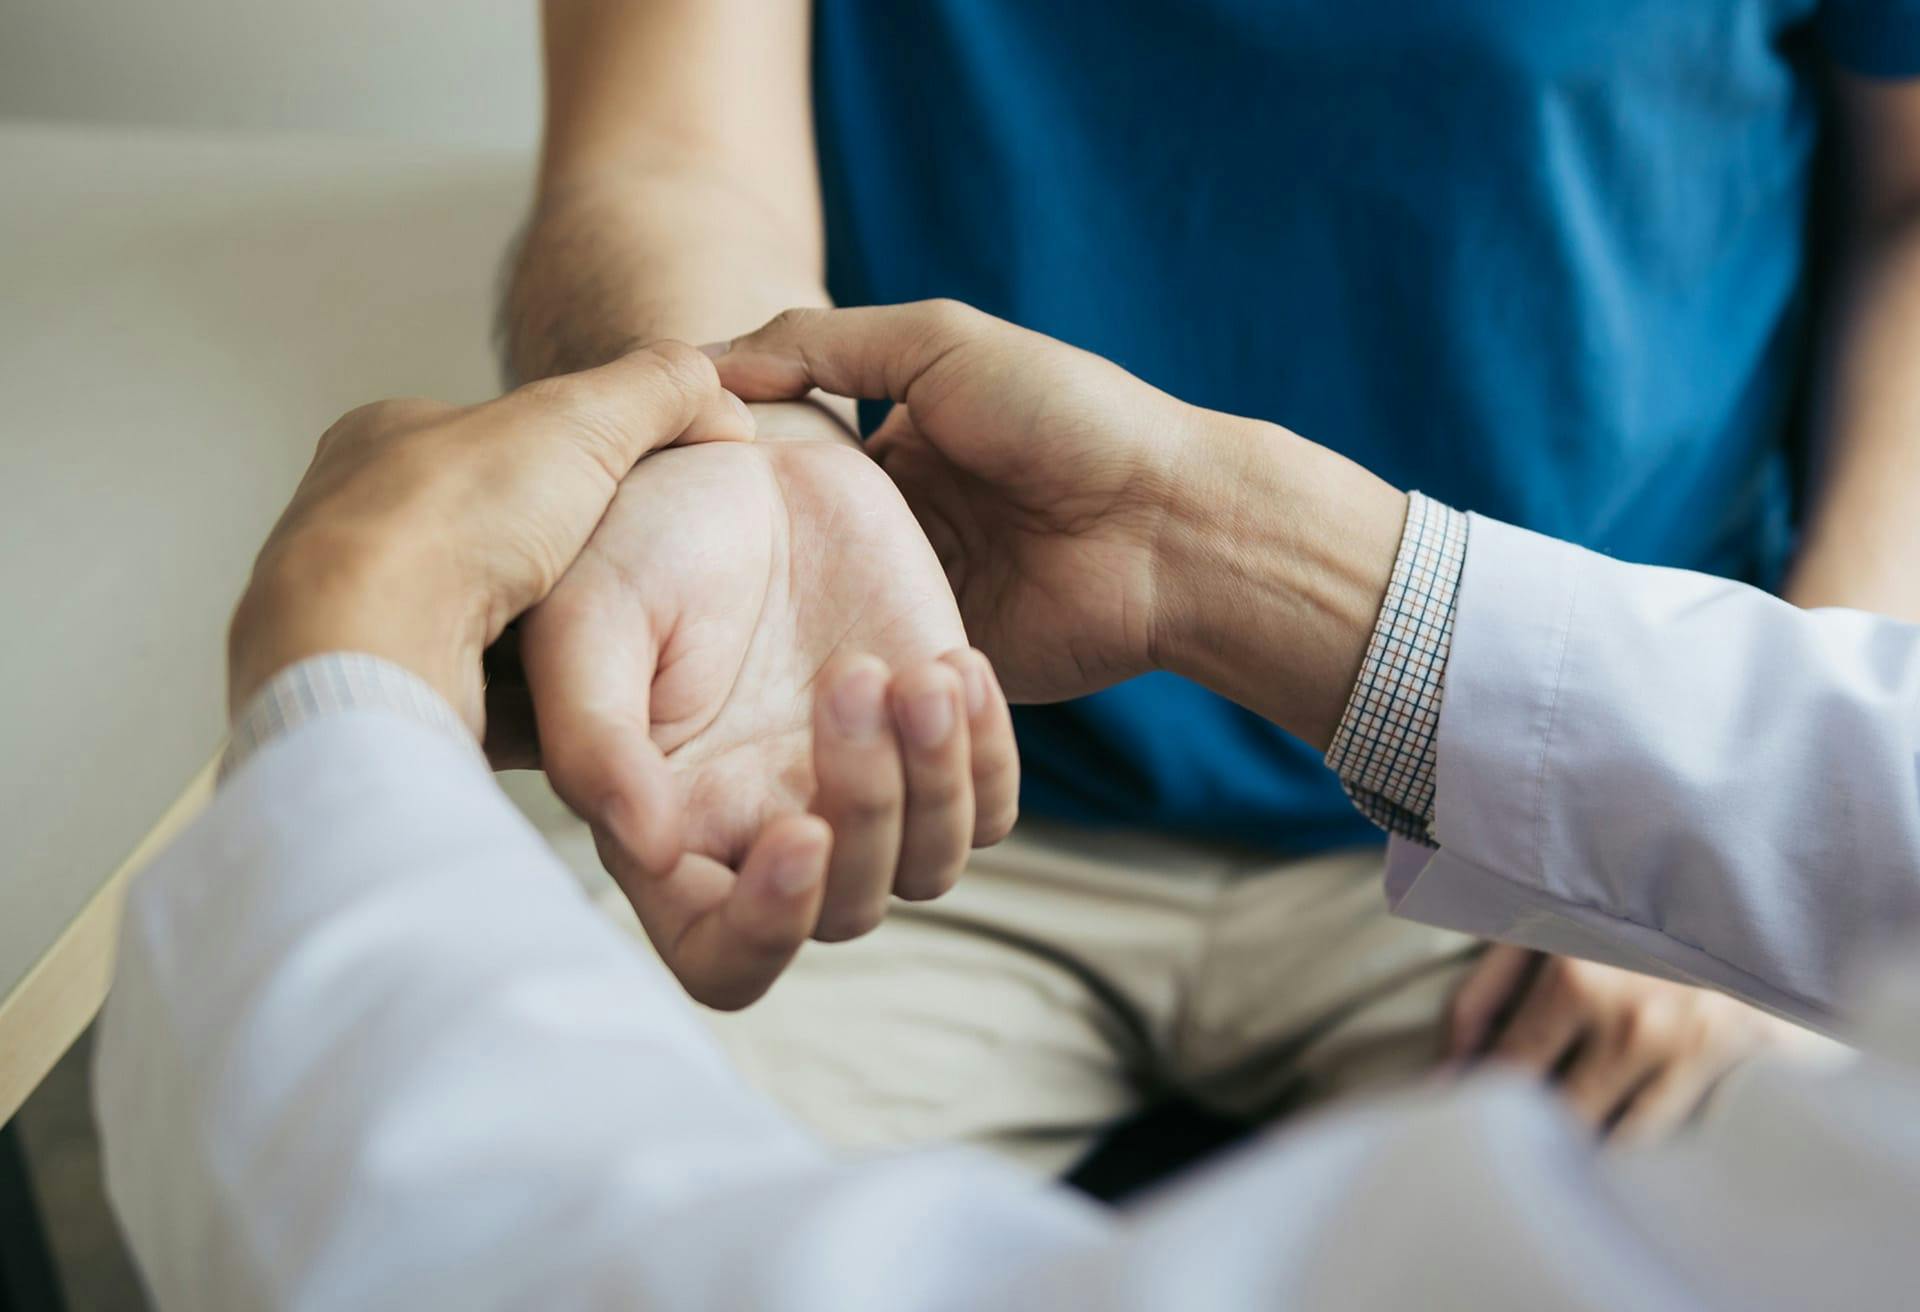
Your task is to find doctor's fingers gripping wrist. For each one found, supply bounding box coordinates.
[710,302,1409,745]
[707,302,1216,695]
[228,343,754,725]
[705,301,1208,499]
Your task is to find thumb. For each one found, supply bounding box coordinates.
[519,598,684,877]
[521,340,757,473]
[477,342,757,629]
[706,300,992,407]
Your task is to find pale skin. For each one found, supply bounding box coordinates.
[494,2,1030,1003]
[230,347,841,939]
[711,305,1852,1141]
[503,1,1913,1135]
[707,303,1407,755]
[234,348,1021,1012]
[241,301,1843,1173]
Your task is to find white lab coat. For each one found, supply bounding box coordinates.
[95,515,1920,1310]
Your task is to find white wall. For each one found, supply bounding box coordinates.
[0,0,540,148]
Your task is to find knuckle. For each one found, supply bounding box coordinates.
[912,299,979,355]
[1556,963,1602,1009]
[895,862,962,903]
[813,902,887,943]
[515,371,606,426]
[835,788,901,828]
[766,306,822,337]
[732,916,807,961]
[1536,958,1575,1004]
[590,826,638,882]
[919,297,977,333]
[513,374,639,479]
[975,799,1019,846]
[975,748,1021,793]
[317,397,427,456]
[1625,1002,1675,1052]
[642,338,719,390]
[334,399,393,429]
[543,733,615,794]
[555,762,648,839]
[906,770,968,810]
[349,395,434,428]
[313,411,364,455]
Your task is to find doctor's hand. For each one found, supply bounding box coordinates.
[708,302,1204,705]
[1446,945,1822,1144]
[498,436,1021,1010]
[229,343,751,729]
[710,302,1407,752]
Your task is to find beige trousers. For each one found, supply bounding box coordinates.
[500,775,1479,1176]
[716,828,1483,1178]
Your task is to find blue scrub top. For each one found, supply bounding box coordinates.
[811,0,1920,855]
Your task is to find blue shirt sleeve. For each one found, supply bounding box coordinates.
[1822,0,1920,76]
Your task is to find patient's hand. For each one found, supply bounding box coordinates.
[514,436,1019,1009]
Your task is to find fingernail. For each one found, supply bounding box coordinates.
[959,657,989,717]
[726,390,755,431]
[832,666,886,739]
[771,847,821,895]
[901,688,955,749]
[698,340,733,360]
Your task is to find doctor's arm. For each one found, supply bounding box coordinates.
[1389,515,1920,1027]
[97,347,1090,1310]
[712,302,1920,1030]
[96,324,1920,1309]
[122,702,1884,1312]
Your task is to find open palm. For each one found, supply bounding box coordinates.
[519,434,1018,1007]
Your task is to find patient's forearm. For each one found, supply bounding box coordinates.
[502,171,856,446]
[503,169,831,383]
[510,0,824,384]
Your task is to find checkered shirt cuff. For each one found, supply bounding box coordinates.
[1324,492,1470,842]
[222,652,477,783]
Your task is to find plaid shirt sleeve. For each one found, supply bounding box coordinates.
[1323,492,1470,842]
[222,652,477,783]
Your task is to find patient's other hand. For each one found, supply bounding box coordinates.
[512,437,1019,1009]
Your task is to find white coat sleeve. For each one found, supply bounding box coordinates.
[93,667,1920,1311]
[1386,515,1920,1029]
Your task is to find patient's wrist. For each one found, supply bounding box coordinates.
[1152,414,1404,750]
[746,397,861,448]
